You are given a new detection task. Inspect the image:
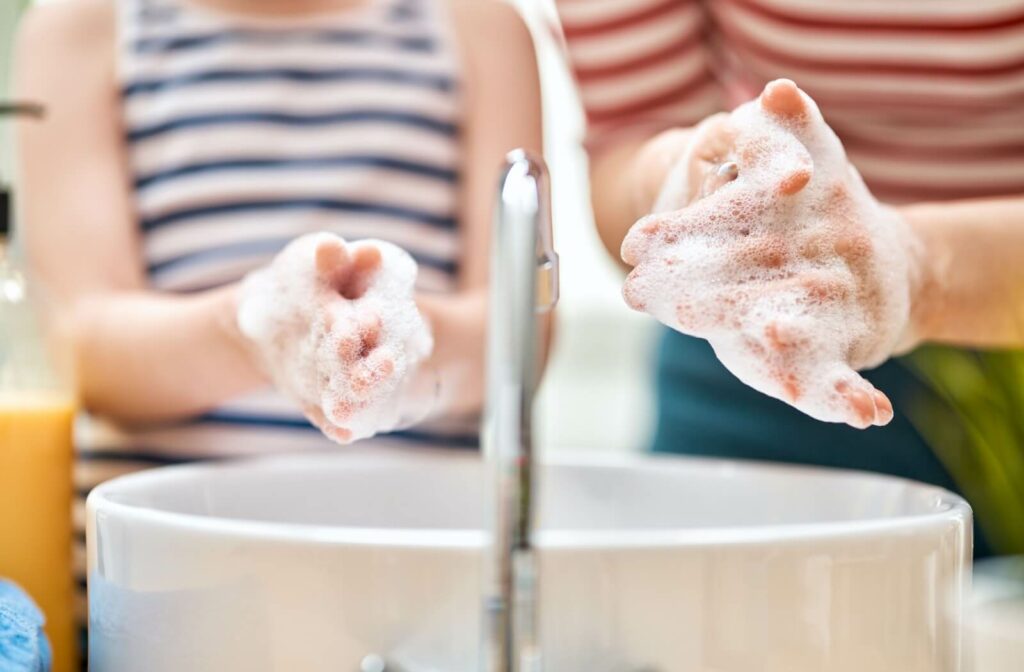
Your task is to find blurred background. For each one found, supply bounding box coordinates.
[513,0,658,457]
[0,0,659,457]
[2,1,1023,671]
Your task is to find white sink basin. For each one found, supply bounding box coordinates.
[972,557,1024,672]
[87,450,971,671]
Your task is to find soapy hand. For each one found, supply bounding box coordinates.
[237,233,433,443]
[622,80,922,428]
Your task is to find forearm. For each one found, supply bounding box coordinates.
[589,128,695,261]
[417,287,552,417]
[73,285,266,422]
[417,289,487,415]
[902,195,1024,348]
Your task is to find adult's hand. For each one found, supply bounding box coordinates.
[621,80,925,428]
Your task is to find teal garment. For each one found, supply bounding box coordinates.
[651,328,993,558]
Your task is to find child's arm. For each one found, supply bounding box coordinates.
[14,0,266,423]
[413,0,543,416]
[14,0,542,426]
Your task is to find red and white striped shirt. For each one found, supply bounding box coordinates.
[554,0,1024,202]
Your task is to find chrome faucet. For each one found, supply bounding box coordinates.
[481,150,558,672]
[359,151,557,672]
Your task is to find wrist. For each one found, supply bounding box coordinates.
[219,283,270,386]
[895,204,948,350]
[415,291,486,414]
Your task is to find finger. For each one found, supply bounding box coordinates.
[324,424,353,443]
[338,331,362,363]
[622,214,669,267]
[736,234,790,270]
[304,403,354,443]
[622,263,650,312]
[832,229,873,265]
[349,349,397,397]
[353,244,382,272]
[315,237,347,274]
[622,207,702,267]
[778,167,812,195]
[760,79,807,121]
[337,312,383,362]
[623,259,694,317]
[315,237,351,285]
[303,403,329,430]
[329,399,360,425]
[873,389,895,425]
[770,140,814,196]
[626,172,768,269]
[735,134,813,196]
[358,312,383,355]
[341,245,383,299]
[833,372,891,429]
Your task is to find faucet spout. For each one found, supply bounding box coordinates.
[481,150,558,672]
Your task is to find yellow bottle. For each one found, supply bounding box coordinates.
[0,185,76,672]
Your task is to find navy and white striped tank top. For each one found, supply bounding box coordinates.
[74,0,477,603]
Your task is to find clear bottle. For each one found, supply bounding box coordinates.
[0,179,77,672]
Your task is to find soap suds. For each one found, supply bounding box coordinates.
[238,232,433,442]
[622,80,914,428]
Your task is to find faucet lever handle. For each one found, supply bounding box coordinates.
[535,254,558,313]
[526,150,558,314]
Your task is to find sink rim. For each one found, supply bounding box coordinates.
[86,449,971,550]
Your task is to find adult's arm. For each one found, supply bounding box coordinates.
[555,1,1024,350]
[554,0,719,257]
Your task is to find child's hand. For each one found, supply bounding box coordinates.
[237,233,433,442]
[621,80,923,428]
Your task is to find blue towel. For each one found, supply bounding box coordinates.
[0,581,51,672]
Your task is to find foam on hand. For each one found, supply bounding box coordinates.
[621,80,917,428]
[237,232,434,443]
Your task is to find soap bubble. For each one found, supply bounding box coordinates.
[622,80,915,428]
[238,233,433,442]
